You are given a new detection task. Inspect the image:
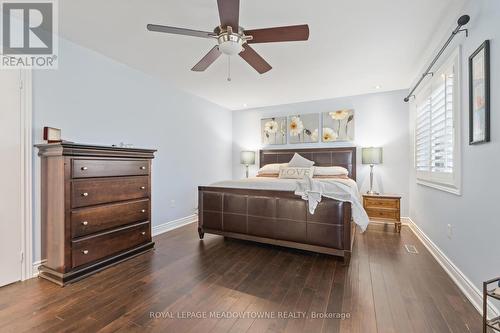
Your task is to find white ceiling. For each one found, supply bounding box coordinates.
[59,0,466,110]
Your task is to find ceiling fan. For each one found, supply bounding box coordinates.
[146,0,309,75]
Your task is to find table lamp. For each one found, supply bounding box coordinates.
[240,151,256,178]
[362,147,383,195]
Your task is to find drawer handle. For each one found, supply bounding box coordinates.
[141,231,146,236]
[81,192,89,197]
[82,250,89,255]
[141,209,146,213]
[81,221,88,226]
[81,166,88,171]
[140,186,146,190]
[140,166,146,170]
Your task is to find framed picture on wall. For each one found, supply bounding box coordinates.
[469,40,490,145]
[288,114,319,144]
[261,117,287,145]
[322,109,355,142]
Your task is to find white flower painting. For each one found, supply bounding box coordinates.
[261,117,286,145]
[322,127,338,142]
[288,114,319,144]
[310,129,319,142]
[322,109,355,142]
[289,116,304,136]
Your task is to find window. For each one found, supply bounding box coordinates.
[414,49,461,194]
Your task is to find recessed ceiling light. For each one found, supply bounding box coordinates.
[374,85,381,89]
[243,103,248,107]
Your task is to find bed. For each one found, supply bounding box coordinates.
[197,147,360,263]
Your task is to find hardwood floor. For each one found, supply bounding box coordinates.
[0,223,483,333]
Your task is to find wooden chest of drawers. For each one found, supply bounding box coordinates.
[36,143,156,285]
[362,194,402,233]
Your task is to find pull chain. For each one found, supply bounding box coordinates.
[227,56,231,82]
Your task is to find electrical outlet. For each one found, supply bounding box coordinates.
[170,200,176,208]
[447,224,453,239]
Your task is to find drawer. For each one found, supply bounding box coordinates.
[72,159,149,178]
[71,199,149,238]
[366,208,399,221]
[72,222,151,268]
[364,198,399,209]
[72,176,149,208]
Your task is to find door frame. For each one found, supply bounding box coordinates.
[20,69,33,280]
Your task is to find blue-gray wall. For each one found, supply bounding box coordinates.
[232,90,411,216]
[409,0,500,300]
[32,39,232,262]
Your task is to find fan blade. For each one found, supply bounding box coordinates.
[217,0,239,31]
[239,45,272,74]
[147,24,216,39]
[191,46,222,72]
[245,24,309,44]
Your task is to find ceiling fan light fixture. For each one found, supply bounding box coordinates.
[219,41,243,55]
[217,33,244,56]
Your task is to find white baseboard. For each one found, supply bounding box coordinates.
[152,214,198,237]
[407,217,499,318]
[401,217,411,225]
[32,259,45,277]
[369,217,411,226]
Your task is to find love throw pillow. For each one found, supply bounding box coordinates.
[257,163,288,176]
[278,166,313,179]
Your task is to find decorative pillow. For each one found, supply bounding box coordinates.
[278,166,314,179]
[257,163,288,176]
[288,153,315,167]
[313,166,349,177]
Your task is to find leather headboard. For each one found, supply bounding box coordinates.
[259,147,357,181]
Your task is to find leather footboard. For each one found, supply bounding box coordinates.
[198,186,353,259]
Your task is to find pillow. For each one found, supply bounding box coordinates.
[313,166,349,177]
[256,174,279,178]
[288,153,315,167]
[257,163,288,175]
[313,175,349,179]
[278,166,314,179]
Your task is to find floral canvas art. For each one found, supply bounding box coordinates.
[261,117,287,145]
[322,109,355,142]
[288,114,319,144]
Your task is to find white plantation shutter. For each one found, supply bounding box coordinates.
[414,49,461,194]
[443,74,454,172]
[430,73,453,173]
[415,97,431,171]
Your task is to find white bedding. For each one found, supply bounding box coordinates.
[210,177,369,231]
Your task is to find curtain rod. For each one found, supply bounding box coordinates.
[404,15,470,103]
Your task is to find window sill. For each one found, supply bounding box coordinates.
[416,179,461,196]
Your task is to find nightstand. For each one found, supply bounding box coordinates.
[362,194,402,233]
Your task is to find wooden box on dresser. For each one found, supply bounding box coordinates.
[36,143,156,285]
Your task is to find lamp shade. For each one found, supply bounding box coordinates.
[240,151,256,165]
[362,147,383,164]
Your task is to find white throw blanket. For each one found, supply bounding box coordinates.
[294,177,370,232]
